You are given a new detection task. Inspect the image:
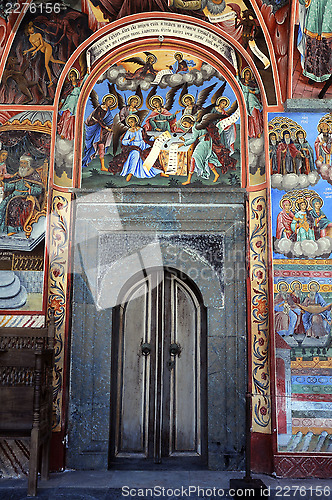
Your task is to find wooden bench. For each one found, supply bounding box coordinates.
[0,312,55,497]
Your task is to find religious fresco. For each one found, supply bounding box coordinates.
[292,0,332,99]
[0,110,50,312]
[55,54,89,186]
[274,267,332,453]
[80,49,248,188]
[0,4,91,104]
[270,113,332,260]
[0,0,331,477]
[271,110,332,453]
[82,0,276,104]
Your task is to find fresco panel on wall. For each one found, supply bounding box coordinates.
[270,110,332,453]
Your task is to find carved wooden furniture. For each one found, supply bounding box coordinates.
[0,312,55,497]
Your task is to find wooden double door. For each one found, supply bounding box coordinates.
[110,268,207,468]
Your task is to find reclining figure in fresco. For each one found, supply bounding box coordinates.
[0,155,45,236]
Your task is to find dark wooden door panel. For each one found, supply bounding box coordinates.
[110,268,207,468]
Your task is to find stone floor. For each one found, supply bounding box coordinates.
[0,470,332,499]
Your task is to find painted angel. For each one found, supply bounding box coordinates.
[108,114,168,180]
[112,85,149,155]
[143,85,181,133]
[176,82,219,131]
[124,52,158,80]
[228,4,270,69]
[196,83,238,152]
[82,90,118,171]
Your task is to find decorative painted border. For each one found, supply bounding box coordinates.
[47,191,72,431]
[275,455,332,478]
[0,315,45,327]
[249,191,271,433]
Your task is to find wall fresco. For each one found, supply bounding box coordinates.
[80,48,245,188]
[0,4,91,104]
[271,111,332,452]
[82,0,276,104]
[0,0,331,476]
[293,0,332,99]
[0,110,51,312]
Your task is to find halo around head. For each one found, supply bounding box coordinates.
[317,120,331,133]
[295,197,308,210]
[295,128,306,139]
[308,280,320,292]
[181,115,195,126]
[277,281,289,292]
[279,197,292,210]
[216,96,230,108]
[241,67,253,79]
[174,52,183,59]
[68,68,80,81]
[146,53,157,64]
[125,114,140,126]
[269,131,279,141]
[290,280,302,291]
[310,195,323,209]
[102,93,117,107]
[128,95,141,107]
[181,93,195,106]
[149,95,164,108]
[281,128,291,139]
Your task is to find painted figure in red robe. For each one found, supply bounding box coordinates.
[276,198,294,240]
[276,130,301,175]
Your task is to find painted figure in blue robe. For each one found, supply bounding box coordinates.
[302,282,332,338]
[82,93,117,171]
[236,68,263,138]
[120,116,162,181]
[0,155,44,235]
[168,52,196,74]
[109,115,168,181]
[291,198,315,241]
[309,196,332,239]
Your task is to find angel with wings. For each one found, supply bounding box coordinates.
[143,86,181,133]
[108,115,168,181]
[176,82,218,131]
[82,91,118,171]
[196,83,238,152]
[229,6,270,69]
[179,104,237,186]
[124,52,158,80]
[112,86,149,155]
[118,87,146,124]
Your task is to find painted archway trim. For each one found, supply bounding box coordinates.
[48,13,272,467]
[52,13,270,113]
